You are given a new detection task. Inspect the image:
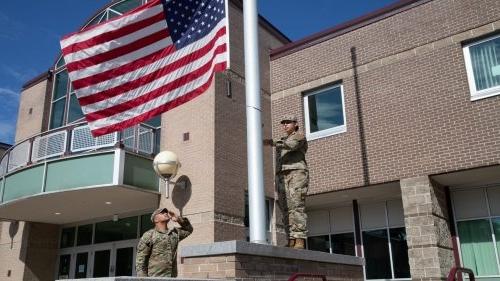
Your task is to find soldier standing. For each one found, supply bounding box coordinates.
[264,114,309,249]
[136,208,193,277]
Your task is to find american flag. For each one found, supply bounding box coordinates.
[60,0,228,136]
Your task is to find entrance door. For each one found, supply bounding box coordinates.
[92,249,111,277]
[90,241,136,277]
[115,246,134,276]
[74,252,89,278]
[56,240,136,279]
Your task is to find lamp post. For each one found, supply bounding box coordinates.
[153,151,181,197]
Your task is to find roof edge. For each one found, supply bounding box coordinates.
[21,71,51,91]
[270,0,432,60]
[229,0,291,44]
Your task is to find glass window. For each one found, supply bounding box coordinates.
[493,218,500,263]
[464,34,500,100]
[110,0,143,14]
[94,216,138,243]
[93,250,111,277]
[304,84,346,139]
[76,224,93,246]
[140,213,153,236]
[331,232,355,256]
[307,235,330,253]
[60,227,75,248]
[58,254,71,279]
[56,57,65,69]
[363,229,392,279]
[144,116,161,128]
[53,70,69,100]
[74,252,89,278]
[68,93,84,123]
[50,98,66,129]
[115,247,134,276]
[390,227,411,278]
[457,219,499,276]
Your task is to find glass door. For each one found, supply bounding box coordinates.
[74,252,89,278]
[57,254,71,279]
[92,249,111,277]
[115,247,134,276]
[113,240,136,277]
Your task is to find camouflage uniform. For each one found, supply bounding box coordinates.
[135,217,193,277]
[274,130,309,239]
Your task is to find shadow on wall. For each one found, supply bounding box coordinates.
[172,175,192,216]
[350,46,370,186]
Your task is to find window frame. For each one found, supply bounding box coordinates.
[452,186,500,277]
[463,33,500,101]
[359,200,410,280]
[49,68,86,130]
[303,83,347,141]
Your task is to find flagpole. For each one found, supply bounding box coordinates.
[243,0,267,244]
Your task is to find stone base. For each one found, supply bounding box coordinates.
[179,240,364,280]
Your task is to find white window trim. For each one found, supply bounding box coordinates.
[303,84,347,141]
[463,33,500,101]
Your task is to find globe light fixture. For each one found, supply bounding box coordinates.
[153,151,181,198]
[153,151,181,181]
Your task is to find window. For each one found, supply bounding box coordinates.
[463,34,500,100]
[76,224,93,246]
[94,216,138,243]
[49,69,85,129]
[307,207,356,256]
[360,201,410,280]
[244,193,272,242]
[452,186,500,277]
[60,227,76,248]
[303,84,346,140]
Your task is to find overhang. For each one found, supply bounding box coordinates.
[0,185,159,224]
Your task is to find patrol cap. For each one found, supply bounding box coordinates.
[151,207,169,222]
[280,114,298,124]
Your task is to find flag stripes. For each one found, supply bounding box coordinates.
[60,0,228,136]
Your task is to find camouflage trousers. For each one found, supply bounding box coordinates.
[277,169,309,239]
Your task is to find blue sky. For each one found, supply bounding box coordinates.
[0,0,398,145]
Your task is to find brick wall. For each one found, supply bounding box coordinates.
[212,2,287,241]
[400,176,454,280]
[15,79,50,142]
[181,254,363,280]
[270,0,500,194]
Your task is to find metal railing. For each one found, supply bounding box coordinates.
[0,122,159,177]
[448,267,475,281]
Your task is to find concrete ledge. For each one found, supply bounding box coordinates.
[180,240,364,266]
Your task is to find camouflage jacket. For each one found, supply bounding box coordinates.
[274,131,308,173]
[135,217,193,277]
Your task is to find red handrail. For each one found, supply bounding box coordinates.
[288,273,327,281]
[448,267,474,281]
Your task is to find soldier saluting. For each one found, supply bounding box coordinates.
[264,114,309,249]
[136,208,193,277]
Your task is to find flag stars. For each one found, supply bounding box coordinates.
[165,0,225,48]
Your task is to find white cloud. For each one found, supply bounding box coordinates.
[0,87,18,98]
[1,65,37,83]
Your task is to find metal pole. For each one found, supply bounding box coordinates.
[243,0,267,244]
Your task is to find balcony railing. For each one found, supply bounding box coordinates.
[0,122,159,177]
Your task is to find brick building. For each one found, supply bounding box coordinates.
[0,0,288,279]
[270,0,500,280]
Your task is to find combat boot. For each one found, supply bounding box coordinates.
[293,238,305,249]
[287,238,295,248]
